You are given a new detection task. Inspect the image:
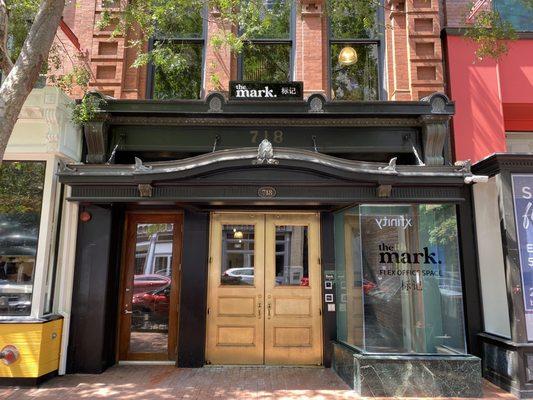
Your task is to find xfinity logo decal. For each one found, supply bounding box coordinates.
[375,216,413,230]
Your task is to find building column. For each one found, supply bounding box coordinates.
[387,0,411,100]
[296,0,326,97]
[204,8,235,95]
[177,210,210,367]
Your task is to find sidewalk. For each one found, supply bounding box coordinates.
[0,365,518,399]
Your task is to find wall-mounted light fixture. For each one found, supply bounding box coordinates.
[80,210,92,222]
[338,46,358,67]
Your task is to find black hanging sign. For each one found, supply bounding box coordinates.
[229,81,303,101]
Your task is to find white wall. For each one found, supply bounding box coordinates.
[506,132,533,153]
[474,176,511,338]
[3,87,82,373]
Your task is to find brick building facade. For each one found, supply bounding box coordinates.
[1,0,492,396]
[58,0,445,101]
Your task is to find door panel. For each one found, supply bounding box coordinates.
[206,213,265,364]
[264,214,322,365]
[206,212,322,365]
[119,213,182,361]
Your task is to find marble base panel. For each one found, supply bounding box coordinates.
[480,332,533,398]
[332,342,482,398]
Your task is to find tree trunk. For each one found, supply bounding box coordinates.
[0,0,13,74]
[0,0,66,163]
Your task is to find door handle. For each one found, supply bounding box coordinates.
[258,301,262,318]
[267,302,271,319]
[124,309,133,315]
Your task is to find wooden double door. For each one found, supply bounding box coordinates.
[206,212,323,365]
[119,212,182,361]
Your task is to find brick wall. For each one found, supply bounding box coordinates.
[443,0,492,28]
[56,0,448,101]
[386,0,445,100]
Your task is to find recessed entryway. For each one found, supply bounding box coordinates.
[206,212,322,365]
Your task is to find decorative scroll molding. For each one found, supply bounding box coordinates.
[138,184,153,197]
[84,119,109,164]
[59,146,471,183]
[419,115,450,166]
[377,184,392,198]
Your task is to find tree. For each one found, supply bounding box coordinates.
[97,0,292,95]
[465,0,533,60]
[0,0,66,164]
[0,0,298,162]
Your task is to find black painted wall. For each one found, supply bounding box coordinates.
[458,189,484,357]
[177,209,210,367]
[321,212,337,367]
[67,204,123,374]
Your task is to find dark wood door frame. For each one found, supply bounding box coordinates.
[118,211,183,361]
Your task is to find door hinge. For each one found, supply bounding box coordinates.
[318,257,321,265]
[207,307,210,315]
[209,256,212,264]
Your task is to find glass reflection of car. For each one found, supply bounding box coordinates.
[0,280,32,314]
[133,274,171,294]
[222,267,254,285]
[132,285,170,325]
[365,277,401,301]
[154,269,171,277]
[362,279,377,294]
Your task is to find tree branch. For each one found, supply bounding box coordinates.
[0,0,13,75]
[0,0,66,163]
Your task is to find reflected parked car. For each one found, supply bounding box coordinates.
[222,267,254,285]
[133,274,170,294]
[132,285,170,322]
[363,279,377,294]
[0,280,32,314]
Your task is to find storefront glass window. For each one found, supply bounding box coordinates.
[242,43,291,82]
[240,0,292,82]
[328,0,380,100]
[152,42,203,100]
[0,161,46,316]
[275,225,308,286]
[334,204,467,354]
[131,223,174,354]
[150,4,204,99]
[221,225,255,286]
[330,43,379,101]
